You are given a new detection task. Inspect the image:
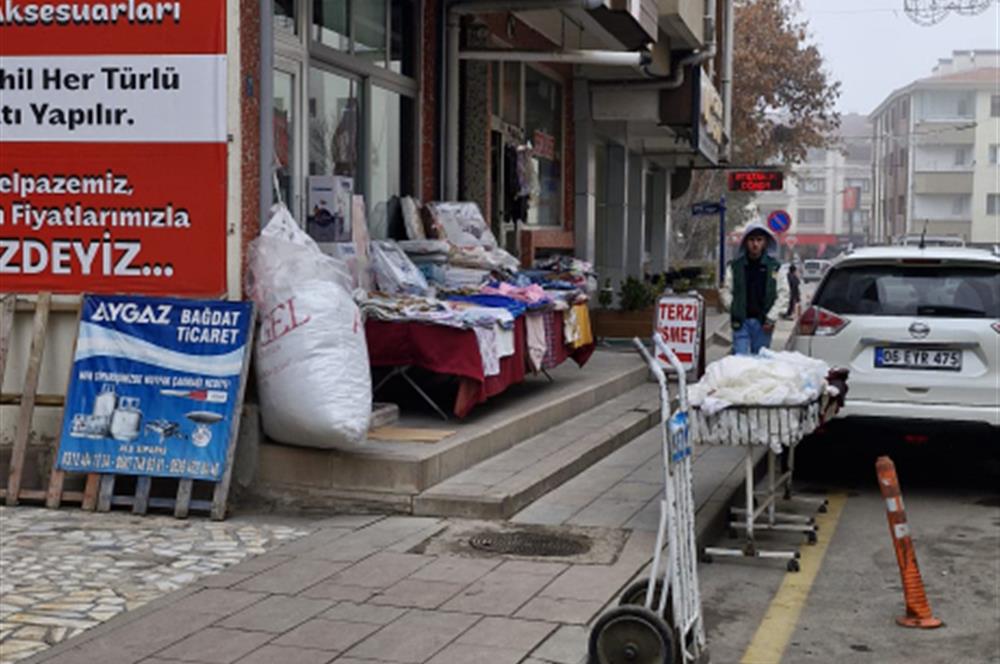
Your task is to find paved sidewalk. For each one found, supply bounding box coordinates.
[20,425,755,664]
[20,514,660,664]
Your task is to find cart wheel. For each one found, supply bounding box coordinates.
[818,503,828,513]
[619,579,664,608]
[787,559,800,572]
[807,531,818,545]
[588,605,674,664]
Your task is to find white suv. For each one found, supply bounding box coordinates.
[786,246,999,428]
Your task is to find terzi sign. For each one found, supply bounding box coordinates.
[727,170,784,192]
[0,0,228,296]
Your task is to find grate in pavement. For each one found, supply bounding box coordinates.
[468,530,591,557]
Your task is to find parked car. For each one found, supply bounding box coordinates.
[786,245,1000,429]
[801,259,832,282]
[896,234,966,248]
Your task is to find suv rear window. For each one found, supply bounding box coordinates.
[814,264,1000,318]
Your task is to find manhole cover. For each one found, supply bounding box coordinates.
[468,530,591,557]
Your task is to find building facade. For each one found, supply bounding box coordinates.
[870,50,1000,245]
[265,0,733,289]
[752,114,874,259]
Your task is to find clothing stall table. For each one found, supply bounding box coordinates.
[365,310,594,419]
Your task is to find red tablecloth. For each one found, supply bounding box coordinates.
[366,311,594,418]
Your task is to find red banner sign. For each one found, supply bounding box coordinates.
[0,0,228,296]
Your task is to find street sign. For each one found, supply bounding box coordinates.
[654,295,703,374]
[728,170,784,192]
[692,201,723,215]
[767,209,792,234]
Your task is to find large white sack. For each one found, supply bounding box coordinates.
[248,205,371,448]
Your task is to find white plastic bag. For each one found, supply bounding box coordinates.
[247,204,371,448]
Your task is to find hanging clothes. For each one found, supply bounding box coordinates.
[473,326,501,377]
[525,312,547,372]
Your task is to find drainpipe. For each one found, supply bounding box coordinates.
[444,0,605,200]
[589,46,716,91]
[460,49,650,66]
[721,0,734,161]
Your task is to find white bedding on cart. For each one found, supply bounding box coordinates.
[687,350,835,452]
[688,350,831,415]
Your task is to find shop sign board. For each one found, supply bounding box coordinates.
[654,294,703,373]
[56,295,252,481]
[0,0,228,295]
[727,170,784,192]
[533,130,556,161]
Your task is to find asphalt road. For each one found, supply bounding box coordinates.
[697,423,1000,664]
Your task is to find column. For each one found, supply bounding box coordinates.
[649,170,671,274]
[625,152,645,278]
[573,78,596,266]
[602,142,629,289]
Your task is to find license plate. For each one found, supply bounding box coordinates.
[874,347,962,371]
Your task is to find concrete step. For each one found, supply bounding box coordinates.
[249,350,650,511]
[412,383,662,519]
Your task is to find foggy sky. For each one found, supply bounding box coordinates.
[798,0,1000,115]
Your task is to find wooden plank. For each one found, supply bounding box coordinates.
[0,294,16,383]
[210,305,256,521]
[46,301,84,510]
[6,292,51,506]
[82,474,100,511]
[45,469,66,509]
[97,475,115,512]
[0,393,64,406]
[174,479,193,518]
[14,298,81,314]
[133,476,152,514]
[17,489,47,500]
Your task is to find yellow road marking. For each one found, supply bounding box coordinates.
[739,492,848,664]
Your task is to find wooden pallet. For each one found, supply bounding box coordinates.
[0,293,100,509]
[0,294,254,520]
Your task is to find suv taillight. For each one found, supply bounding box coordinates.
[796,306,849,337]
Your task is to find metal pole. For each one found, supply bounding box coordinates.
[718,196,726,286]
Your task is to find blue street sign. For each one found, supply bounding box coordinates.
[767,209,792,234]
[692,201,722,215]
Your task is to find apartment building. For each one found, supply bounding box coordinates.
[753,113,874,258]
[870,50,1000,245]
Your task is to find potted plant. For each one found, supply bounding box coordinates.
[592,276,661,339]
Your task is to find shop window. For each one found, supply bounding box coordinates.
[524,67,563,227]
[389,0,415,77]
[502,62,522,126]
[308,67,359,179]
[355,0,387,67]
[274,0,297,34]
[313,0,350,51]
[846,178,870,193]
[369,86,414,237]
[274,70,296,207]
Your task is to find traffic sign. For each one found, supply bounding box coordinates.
[692,201,723,215]
[767,209,792,234]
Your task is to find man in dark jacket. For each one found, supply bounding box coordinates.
[719,222,789,355]
[785,264,801,319]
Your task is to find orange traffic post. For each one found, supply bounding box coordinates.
[875,456,943,629]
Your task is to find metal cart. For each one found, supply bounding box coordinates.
[692,393,841,572]
[587,336,706,664]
